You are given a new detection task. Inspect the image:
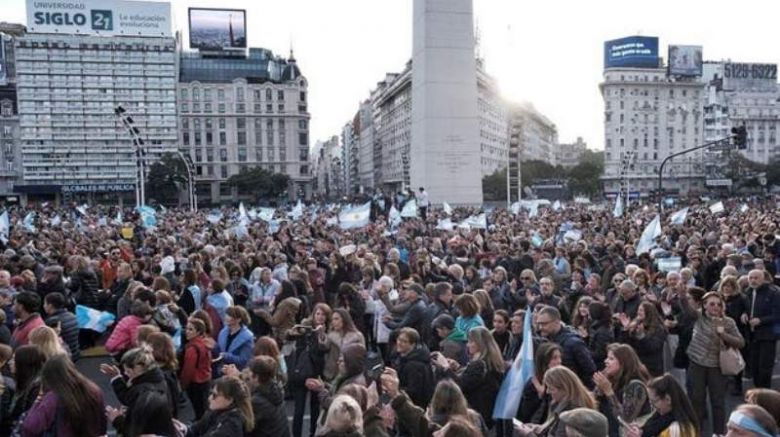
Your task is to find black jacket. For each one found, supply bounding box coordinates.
[45,309,80,361]
[385,298,428,336]
[249,381,291,437]
[623,327,667,377]
[36,279,65,300]
[111,367,171,433]
[188,408,245,437]
[745,283,780,341]
[394,345,435,408]
[442,359,503,429]
[549,326,597,388]
[69,269,102,309]
[588,321,614,370]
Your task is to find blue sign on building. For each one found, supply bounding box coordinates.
[604,36,659,69]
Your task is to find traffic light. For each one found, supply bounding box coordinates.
[731,125,748,149]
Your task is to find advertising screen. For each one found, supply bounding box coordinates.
[668,45,703,76]
[604,36,659,69]
[189,8,247,51]
[26,0,171,37]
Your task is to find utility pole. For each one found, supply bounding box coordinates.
[114,105,145,207]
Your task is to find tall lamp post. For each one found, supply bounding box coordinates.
[176,150,197,212]
[114,105,145,207]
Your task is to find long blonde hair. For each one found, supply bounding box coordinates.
[543,366,596,409]
[467,326,505,374]
[29,326,67,360]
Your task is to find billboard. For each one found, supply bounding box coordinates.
[25,0,171,37]
[189,8,247,51]
[604,36,659,69]
[724,62,778,91]
[668,45,702,76]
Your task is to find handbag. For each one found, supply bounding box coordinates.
[719,342,745,376]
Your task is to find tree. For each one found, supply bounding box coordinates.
[226,167,290,202]
[567,151,604,196]
[482,169,507,201]
[519,160,565,188]
[145,153,188,205]
[767,158,780,187]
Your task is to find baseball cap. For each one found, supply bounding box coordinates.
[559,408,608,437]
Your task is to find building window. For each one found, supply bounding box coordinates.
[268,148,275,161]
[195,149,202,162]
[194,132,201,145]
[298,119,307,129]
[298,133,308,146]
[204,103,212,113]
[205,119,213,130]
[207,165,214,176]
[206,148,214,162]
[181,103,189,113]
[300,165,308,175]
[221,165,228,179]
[238,148,247,162]
[278,90,284,101]
[180,89,188,99]
[204,88,212,100]
[237,131,246,145]
[266,103,273,113]
[236,88,245,102]
[300,92,306,102]
[206,132,213,145]
[254,103,261,113]
[255,148,262,161]
[278,104,284,113]
[218,103,225,113]
[192,88,200,101]
[182,119,189,129]
[266,89,272,100]
[254,90,261,100]
[267,120,274,145]
[237,118,246,129]
[236,103,245,113]
[217,89,225,100]
[220,149,228,162]
[219,118,226,129]
[219,132,226,145]
[183,132,190,145]
[299,148,308,161]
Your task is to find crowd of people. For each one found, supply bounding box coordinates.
[0,194,777,437]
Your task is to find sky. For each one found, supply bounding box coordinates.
[5,0,780,151]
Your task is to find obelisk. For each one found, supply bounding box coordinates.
[410,0,482,205]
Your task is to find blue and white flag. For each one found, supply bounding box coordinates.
[636,215,661,255]
[206,211,223,225]
[136,206,157,229]
[613,195,624,218]
[288,200,304,221]
[325,216,339,227]
[510,202,521,215]
[739,203,749,213]
[388,206,402,229]
[76,204,88,216]
[0,211,9,244]
[50,215,61,227]
[709,201,725,214]
[232,223,249,239]
[247,208,258,220]
[401,199,418,218]
[238,202,249,225]
[493,310,535,419]
[258,207,275,222]
[268,220,281,234]
[113,211,123,225]
[436,218,455,231]
[531,231,544,248]
[442,202,453,215]
[76,304,116,333]
[98,216,107,226]
[23,212,36,233]
[669,207,688,225]
[461,213,487,230]
[339,202,371,230]
[552,200,562,211]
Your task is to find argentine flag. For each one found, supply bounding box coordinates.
[112,211,123,225]
[239,202,249,225]
[339,202,371,230]
[636,214,661,255]
[461,213,487,230]
[388,206,402,229]
[23,212,36,233]
[442,202,453,215]
[288,200,304,221]
[613,195,624,218]
[493,310,535,419]
[206,210,223,224]
[258,207,275,222]
[76,305,116,333]
[436,218,455,231]
[552,200,562,211]
[136,205,157,229]
[669,207,688,225]
[51,215,61,227]
[400,199,418,218]
[0,211,9,243]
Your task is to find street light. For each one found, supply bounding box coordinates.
[176,150,197,212]
[114,105,146,207]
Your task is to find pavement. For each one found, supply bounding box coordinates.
[77,346,780,437]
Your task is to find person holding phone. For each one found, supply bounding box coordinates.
[623,374,697,437]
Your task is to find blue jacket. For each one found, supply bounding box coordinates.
[217,325,254,369]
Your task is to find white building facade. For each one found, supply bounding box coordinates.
[508,102,558,167]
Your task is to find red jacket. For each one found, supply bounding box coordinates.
[11,313,45,348]
[180,336,212,388]
[105,315,143,354]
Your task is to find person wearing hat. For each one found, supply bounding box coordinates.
[559,408,609,437]
[383,283,428,338]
